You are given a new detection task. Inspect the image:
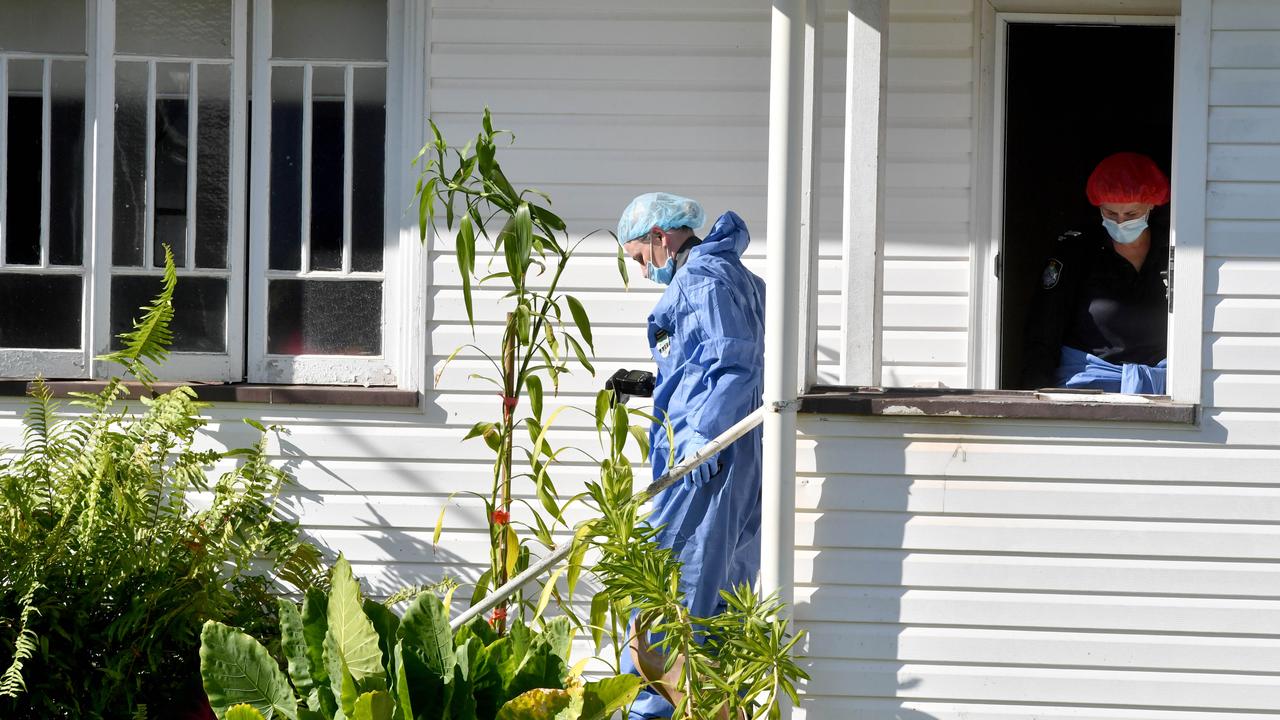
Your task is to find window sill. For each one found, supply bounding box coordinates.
[800,386,1196,424]
[0,380,419,408]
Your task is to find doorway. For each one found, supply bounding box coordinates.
[996,20,1176,390]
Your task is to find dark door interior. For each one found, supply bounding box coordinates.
[998,22,1176,389]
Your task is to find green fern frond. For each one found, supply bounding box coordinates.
[98,245,178,386]
[0,582,42,698]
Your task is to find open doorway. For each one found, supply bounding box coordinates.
[997,20,1175,390]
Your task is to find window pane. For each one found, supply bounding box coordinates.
[116,0,233,59]
[269,66,302,271]
[154,63,190,267]
[195,63,230,269]
[49,60,85,266]
[273,0,386,61]
[113,62,148,267]
[0,0,86,55]
[310,67,344,272]
[0,274,81,349]
[268,279,380,355]
[352,67,385,272]
[5,60,43,266]
[111,275,227,352]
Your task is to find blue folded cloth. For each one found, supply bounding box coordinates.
[1054,346,1167,395]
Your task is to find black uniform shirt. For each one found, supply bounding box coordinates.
[1021,224,1169,389]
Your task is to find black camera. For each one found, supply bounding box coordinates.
[605,368,655,404]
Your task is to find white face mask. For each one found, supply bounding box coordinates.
[1102,214,1149,245]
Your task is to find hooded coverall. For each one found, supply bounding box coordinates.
[622,210,766,719]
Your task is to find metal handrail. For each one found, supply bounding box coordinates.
[449,405,768,630]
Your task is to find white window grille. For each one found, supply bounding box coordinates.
[0,0,402,386]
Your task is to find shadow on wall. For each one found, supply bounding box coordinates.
[793,430,937,719]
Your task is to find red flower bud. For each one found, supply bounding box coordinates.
[489,606,508,625]
[491,509,510,525]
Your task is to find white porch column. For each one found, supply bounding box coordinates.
[840,0,889,387]
[761,0,807,650]
[797,0,824,391]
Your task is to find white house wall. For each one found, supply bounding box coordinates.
[793,0,1280,717]
[3,0,1277,716]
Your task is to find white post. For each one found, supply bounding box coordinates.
[761,0,806,676]
[840,0,888,387]
[797,0,824,391]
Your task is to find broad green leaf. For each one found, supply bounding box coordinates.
[463,421,494,441]
[225,705,268,720]
[448,639,480,720]
[588,592,608,651]
[391,642,414,720]
[279,599,316,705]
[532,566,565,622]
[363,599,400,680]
[578,676,643,720]
[541,617,573,664]
[565,335,594,375]
[525,375,543,420]
[325,631,361,718]
[564,295,593,350]
[494,688,578,720]
[302,589,336,715]
[399,592,455,677]
[328,556,387,688]
[353,691,395,720]
[200,621,299,720]
[297,711,327,720]
[397,641,449,720]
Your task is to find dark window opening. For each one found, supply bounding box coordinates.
[998,22,1176,391]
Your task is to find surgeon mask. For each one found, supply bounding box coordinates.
[646,233,676,285]
[1101,214,1149,245]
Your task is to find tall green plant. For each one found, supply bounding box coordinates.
[0,248,322,719]
[570,394,808,719]
[417,111,600,631]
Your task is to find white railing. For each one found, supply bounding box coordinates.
[449,405,768,631]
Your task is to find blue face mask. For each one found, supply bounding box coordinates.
[646,234,676,285]
[1102,214,1149,245]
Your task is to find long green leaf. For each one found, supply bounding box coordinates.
[514,202,534,273]
[525,375,543,420]
[532,566,566,622]
[457,214,477,328]
[564,295,593,350]
[301,588,335,714]
[327,556,387,688]
[565,334,594,375]
[200,621,299,720]
[278,600,316,705]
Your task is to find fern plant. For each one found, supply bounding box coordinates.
[0,248,322,719]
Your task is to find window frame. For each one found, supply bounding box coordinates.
[965,7,1206,406]
[0,0,424,389]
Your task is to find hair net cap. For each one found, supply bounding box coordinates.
[1086,152,1171,206]
[616,192,706,244]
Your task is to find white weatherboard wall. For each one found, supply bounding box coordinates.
[793,0,1280,717]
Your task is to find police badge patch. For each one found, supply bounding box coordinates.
[655,328,672,358]
[1042,258,1063,289]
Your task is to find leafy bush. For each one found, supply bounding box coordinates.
[0,250,321,719]
[199,556,640,720]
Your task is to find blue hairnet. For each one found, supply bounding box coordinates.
[616,192,706,244]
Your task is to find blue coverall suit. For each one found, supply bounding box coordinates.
[622,210,766,719]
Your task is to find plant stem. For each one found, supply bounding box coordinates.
[495,310,518,634]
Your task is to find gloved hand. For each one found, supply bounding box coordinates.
[685,453,721,489]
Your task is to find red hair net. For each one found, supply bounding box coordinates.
[1086,152,1170,206]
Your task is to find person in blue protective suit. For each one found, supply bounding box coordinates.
[1021,152,1171,394]
[614,192,765,719]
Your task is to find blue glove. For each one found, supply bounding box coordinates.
[685,453,721,489]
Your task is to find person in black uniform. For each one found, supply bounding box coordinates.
[1021,152,1171,394]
